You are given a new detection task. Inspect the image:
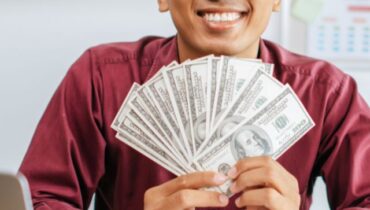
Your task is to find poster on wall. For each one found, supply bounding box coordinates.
[307,0,370,61]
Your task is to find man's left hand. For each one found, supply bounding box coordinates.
[228,156,301,210]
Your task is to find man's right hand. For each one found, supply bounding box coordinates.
[144,171,229,210]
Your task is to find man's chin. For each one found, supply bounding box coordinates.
[198,37,259,58]
[201,45,243,56]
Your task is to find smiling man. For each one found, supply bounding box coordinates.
[163,0,276,60]
[19,0,370,209]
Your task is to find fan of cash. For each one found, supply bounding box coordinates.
[111,55,315,194]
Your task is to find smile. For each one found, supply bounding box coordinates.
[203,12,242,22]
[196,9,247,31]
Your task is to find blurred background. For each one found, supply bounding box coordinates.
[0,0,369,209]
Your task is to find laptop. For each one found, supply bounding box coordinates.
[0,172,33,210]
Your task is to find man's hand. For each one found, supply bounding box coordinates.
[228,156,301,210]
[144,171,229,210]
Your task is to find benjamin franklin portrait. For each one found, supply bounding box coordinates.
[230,125,273,161]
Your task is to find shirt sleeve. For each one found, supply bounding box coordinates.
[19,50,106,210]
[318,74,370,209]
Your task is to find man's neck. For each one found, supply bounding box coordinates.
[176,36,260,62]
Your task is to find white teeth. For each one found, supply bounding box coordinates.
[214,13,221,21]
[221,13,228,21]
[204,12,241,22]
[227,13,233,21]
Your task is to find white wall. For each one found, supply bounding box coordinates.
[0,1,368,210]
[0,0,175,172]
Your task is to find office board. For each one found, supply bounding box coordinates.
[307,0,370,62]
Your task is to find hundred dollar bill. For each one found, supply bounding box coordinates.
[196,86,315,194]
[144,64,191,160]
[197,69,284,156]
[162,57,211,156]
[210,56,274,129]
[146,63,179,128]
[129,96,190,163]
[147,75,179,132]
[117,117,187,176]
[184,58,209,154]
[114,88,190,173]
[162,64,194,157]
[111,61,178,131]
[145,74,204,167]
[136,84,191,162]
[206,57,221,140]
[111,62,177,131]
[116,132,183,176]
[125,108,191,170]
[203,56,274,154]
[111,83,140,131]
[114,90,189,167]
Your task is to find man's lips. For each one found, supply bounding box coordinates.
[196,9,248,31]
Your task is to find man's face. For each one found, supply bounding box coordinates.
[158,0,280,58]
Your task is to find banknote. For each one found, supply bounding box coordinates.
[129,96,190,162]
[197,69,284,156]
[147,75,179,131]
[125,108,190,169]
[116,132,183,176]
[162,57,211,156]
[111,62,176,131]
[202,56,274,154]
[210,56,274,130]
[111,55,314,186]
[114,88,189,167]
[136,85,190,162]
[184,59,209,153]
[112,85,189,174]
[144,73,191,161]
[117,117,187,176]
[145,63,182,145]
[196,86,315,194]
[162,64,194,157]
[206,57,221,140]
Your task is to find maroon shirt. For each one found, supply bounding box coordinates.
[19,36,370,210]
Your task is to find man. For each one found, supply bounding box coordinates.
[19,0,370,209]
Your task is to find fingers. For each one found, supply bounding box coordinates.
[235,188,284,209]
[230,167,287,195]
[228,156,299,193]
[144,171,230,210]
[228,156,277,178]
[163,190,229,209]
[151,171,228,197]
[227,157,301,210]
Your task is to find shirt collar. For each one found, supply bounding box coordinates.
[259,39,274,63]
[259,39,279,78]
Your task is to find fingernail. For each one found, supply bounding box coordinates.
[219,194,229,205]
[227,167,237,178]
[229,182,237,193]
[213,173,228,184]
[235,197,241,207]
